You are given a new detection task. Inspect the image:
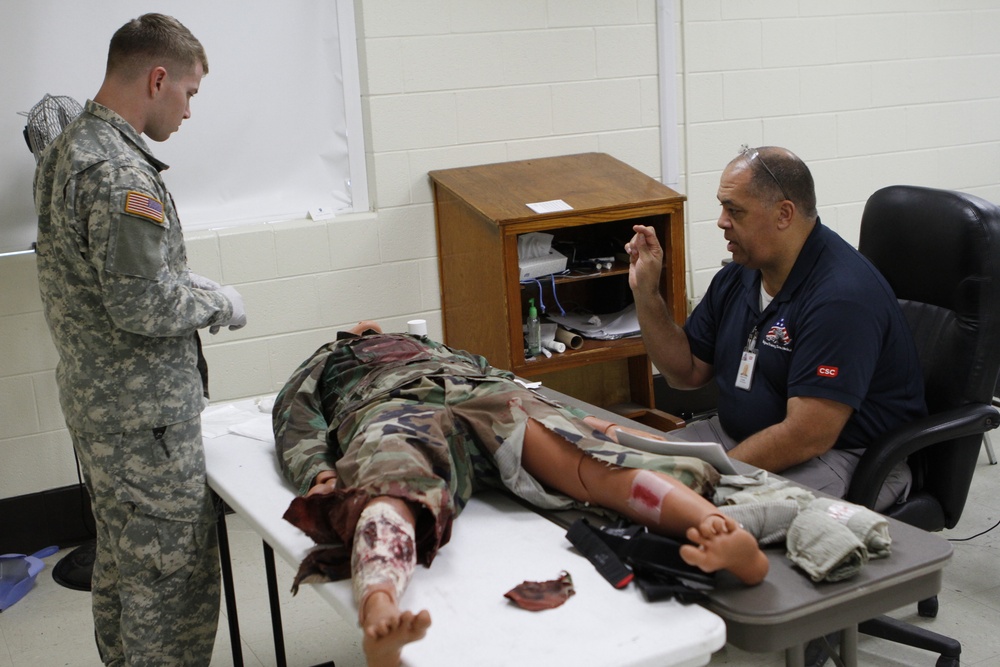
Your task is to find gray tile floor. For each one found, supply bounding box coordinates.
[1,448,998,667]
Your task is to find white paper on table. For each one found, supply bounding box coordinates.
[617,429,737,475]
[202,396,276,440]
[526,199,573,214]
[201,404,253,438]
[229,414,276,443]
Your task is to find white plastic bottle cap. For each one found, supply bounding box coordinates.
[407,319,428,336]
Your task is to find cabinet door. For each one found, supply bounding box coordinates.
[433,183,513,367]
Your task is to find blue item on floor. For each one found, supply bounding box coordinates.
[0,545,59,612]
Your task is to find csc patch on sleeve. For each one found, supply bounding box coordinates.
[123,190,165,224]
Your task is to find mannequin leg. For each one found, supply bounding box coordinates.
[520,418,716,531]
[520,418,768,584]
[353,496,432,667]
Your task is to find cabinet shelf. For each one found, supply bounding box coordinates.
[514,335,644,376]
[430,153,686,414]
[519,260,631,286]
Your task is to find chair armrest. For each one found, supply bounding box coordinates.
[845,403,1000,508]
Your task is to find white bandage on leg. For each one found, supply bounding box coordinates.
[626,469,674,523]
[351,502,417,622]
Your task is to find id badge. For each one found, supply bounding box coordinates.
[735,350,756,391]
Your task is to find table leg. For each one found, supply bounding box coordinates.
[838,626,858,667]
[260,542,335,667]
[263,541,287,667]
[215,495,244,667]
[785,643,805,667]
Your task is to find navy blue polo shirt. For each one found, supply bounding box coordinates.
[684,220,926,449]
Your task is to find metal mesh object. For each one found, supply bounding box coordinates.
[21,94,83,161]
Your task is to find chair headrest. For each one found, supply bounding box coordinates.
[860,185,1000,311]
[859,185,1000,405]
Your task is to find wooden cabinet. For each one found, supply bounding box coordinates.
[430,153,687,428]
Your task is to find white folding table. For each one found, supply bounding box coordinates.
[203,399,726,667]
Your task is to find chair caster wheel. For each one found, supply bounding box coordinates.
[918,596,939,618]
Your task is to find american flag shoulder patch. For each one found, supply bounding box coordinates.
[123,190,165,224]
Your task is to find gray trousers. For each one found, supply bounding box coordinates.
[71,416,219,666]
[667,415,911,512]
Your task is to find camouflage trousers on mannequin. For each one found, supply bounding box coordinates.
[330,375,720,566]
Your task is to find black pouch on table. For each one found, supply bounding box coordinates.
[566,518,714,604]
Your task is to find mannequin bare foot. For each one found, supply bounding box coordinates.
[679,524,769,585]
[360,591,432,667]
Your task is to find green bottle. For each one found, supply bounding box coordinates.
[526,298,541,356]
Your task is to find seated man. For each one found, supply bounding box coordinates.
[273,321,768,667]
[627,146,927,511]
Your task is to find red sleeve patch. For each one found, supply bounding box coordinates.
[817,365,839,378]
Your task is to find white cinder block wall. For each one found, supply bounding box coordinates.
[3,0,1000,500]
[680,1,1000,297]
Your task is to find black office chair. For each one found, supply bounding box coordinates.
[844,185,1000,667]
[987,376,999,464]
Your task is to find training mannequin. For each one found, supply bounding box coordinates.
[275,321,768,667]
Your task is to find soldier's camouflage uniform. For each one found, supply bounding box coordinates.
[273,331,718,580]
[34,100,234,666]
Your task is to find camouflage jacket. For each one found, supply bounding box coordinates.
[34,100,234,433]
[273,332,515,494]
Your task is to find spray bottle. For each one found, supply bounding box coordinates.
[526,298,541,356]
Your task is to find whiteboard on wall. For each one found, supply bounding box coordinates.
[0,0,368,255]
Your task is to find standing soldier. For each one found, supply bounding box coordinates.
[34,13,246,665]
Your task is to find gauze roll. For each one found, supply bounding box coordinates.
[807,497,891,558]
[542,339,566,353]
[786,507,868,582]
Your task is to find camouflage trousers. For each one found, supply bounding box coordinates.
[331,374,718,567]
[71,416,220,666]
